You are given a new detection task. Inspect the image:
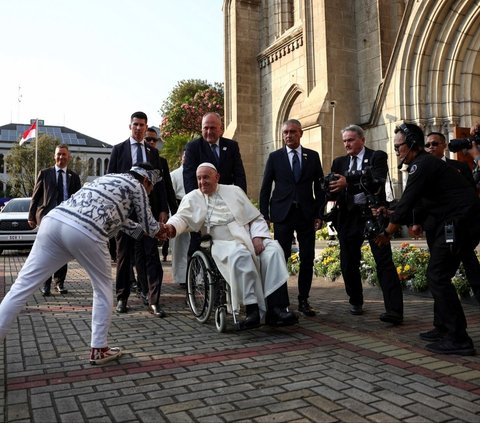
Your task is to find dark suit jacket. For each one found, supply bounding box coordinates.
[160,156,178,214]
[330,147,388,223]
[183,136,247,193]
[446,157,475,187]
[29,167,81,225]
[107,139,168,217]
[259,146,324,223]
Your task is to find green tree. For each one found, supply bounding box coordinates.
[161,134,190,170]
[160,79,224,139]
[6,135,59,197]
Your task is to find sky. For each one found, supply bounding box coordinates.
[1,0,224,145]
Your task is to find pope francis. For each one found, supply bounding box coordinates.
[161,163,298,330]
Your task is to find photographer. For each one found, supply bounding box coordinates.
[327,124,403,324]
[376,123,480,356]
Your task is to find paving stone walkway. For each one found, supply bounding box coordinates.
[1,249,480,422]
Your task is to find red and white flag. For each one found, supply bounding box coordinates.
[19,121,37,146]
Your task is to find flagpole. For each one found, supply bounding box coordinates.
[34,119,38,179]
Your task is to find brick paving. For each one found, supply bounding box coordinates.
[1,248,480,422]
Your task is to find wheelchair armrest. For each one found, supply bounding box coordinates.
[200,234,213,250]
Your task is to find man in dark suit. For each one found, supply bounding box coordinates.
[107,112,168,316]
[426,132,480,304]
[145,127,177,262]
[327,124,403,323]
[183,112,247,194]
[28,144,81,296]
[259,119,325,317]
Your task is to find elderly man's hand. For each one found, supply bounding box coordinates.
[156,223,176,240]
[328,174,347,193]
[252,237,265,255]
[408,224,423,238]
[374,232,391,247]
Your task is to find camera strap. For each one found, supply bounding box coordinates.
[385,168,396,203]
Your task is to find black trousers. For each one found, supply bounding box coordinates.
[135,236,163,306]
[115,231,135,302]
[337,209,403,314]
[426,227,472,342]
[274,205,315,301]
[43,264,68,290]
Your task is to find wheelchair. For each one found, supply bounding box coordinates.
[186,235,239,332]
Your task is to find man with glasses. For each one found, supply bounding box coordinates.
[326,124,403,324]
[376,122,480,355]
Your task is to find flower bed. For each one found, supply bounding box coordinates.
[293,241,474,298]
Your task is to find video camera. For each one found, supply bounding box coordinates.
[448,129,480,153]
[346,167,389,240]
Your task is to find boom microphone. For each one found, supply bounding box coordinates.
[397,143,414,169]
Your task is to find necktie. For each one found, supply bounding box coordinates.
[351,155,358,171]
[136,143,143,164]
[57,169,64,205]
[292,150,301,182]
[211,144,219,165]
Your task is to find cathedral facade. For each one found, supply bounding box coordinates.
[222,0,480,198]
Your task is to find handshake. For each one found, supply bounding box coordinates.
[155,223,176,241]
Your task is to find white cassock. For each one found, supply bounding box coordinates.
[167,184,289,316]
[169,165,189,284]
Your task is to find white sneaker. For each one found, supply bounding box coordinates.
[89,346,122,365]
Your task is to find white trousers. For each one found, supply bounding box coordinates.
[0,216,113,348]
[171,232,189,284]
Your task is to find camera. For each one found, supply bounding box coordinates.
[321,172,340,193]
[448,129,480,153]
[345,167,388,240]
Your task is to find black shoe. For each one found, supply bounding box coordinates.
[179,283,187,289]
[115,300,128,313]
[141,292,149,306]
[350,304,363,315]
[266,307,298,326]
[298,300,316,317]
[425,338,475,356]
[419,328,447,342]
[149,304,166,318]
[55,285,68,294]
[236,304,260,331]
[41,288,51,297]
[379,311,403,325]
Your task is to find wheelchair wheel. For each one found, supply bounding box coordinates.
[187,250,215,323]
[215,306,227,333]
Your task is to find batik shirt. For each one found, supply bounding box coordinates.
[50,173,160,242]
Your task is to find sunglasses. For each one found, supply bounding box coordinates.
[145,137,158,143]
[425,141,440,148]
